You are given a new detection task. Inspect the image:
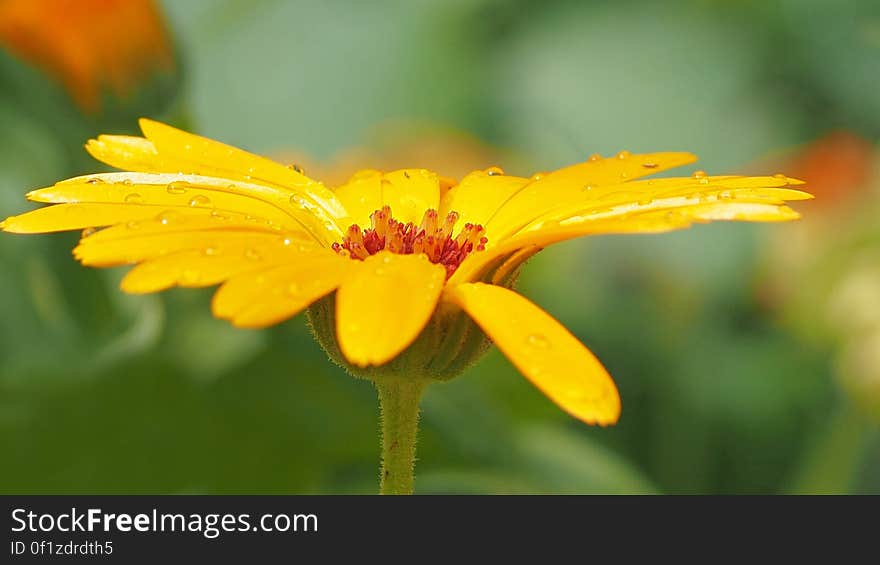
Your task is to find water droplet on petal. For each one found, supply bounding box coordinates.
[166,182,187,195]
[538,219,561,231]
[203,247,218,256]
[188,195,212,207]
[486,166,504,176]
[86,177,104,185]
[289,194,310,210]
[588,153,602,162]
[526,334,550,349]
[210,210,229,220]
[691,170,707,180]
[124,193,143,204]
[530,172,547,181]
[616,150,631,160]
[121,179,133,186]
[773,173,787,179]
[642,161,659,169]
[157,210,179,225]
[583,184,595,192]
[81,227,98,237]
[287,164,304,174]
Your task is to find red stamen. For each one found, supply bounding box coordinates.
[333,207,488,278]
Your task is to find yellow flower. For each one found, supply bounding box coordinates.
[1,119,811,428]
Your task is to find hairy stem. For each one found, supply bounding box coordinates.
[376,378,426,495]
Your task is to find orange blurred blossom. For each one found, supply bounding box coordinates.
[0,0,174,111]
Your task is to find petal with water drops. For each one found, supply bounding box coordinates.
[446,282,620,425]
[212,252,352,328]
[439,168,531,229]
[486,152,698,239]
[138,119,347,218]
[449,175,809,285]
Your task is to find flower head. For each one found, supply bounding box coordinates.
[1,119,812,425]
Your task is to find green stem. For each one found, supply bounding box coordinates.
[376,378,426,495]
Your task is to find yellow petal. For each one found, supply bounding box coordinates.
[138,119,347,219]
[1,203,168,233]
[336,251,446,366]
[520,175,809,232]
[446,282,620,425]
[486,152,698,238]
[379,169,440,225]
[120,250,266,294]
[540,201,800,240]
[563,174,808,204]
[450,175,810,285]
[84,120,351,238]
[333,170,384,227]
[212,253,351,328]
[26,171,336,240]
[78,209,293,246]
[439,169,531,228]
[76,229,310,267]
[85,135,166,172]
[334,168,444,227]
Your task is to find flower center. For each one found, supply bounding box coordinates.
[332,206,488,278]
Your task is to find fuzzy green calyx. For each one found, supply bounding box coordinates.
[306,294,491,383]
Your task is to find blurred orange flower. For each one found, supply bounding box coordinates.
[0,0,174,111]
[758,132,880,419]
[781,131,874,210]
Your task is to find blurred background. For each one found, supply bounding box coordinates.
[1,0,879,493]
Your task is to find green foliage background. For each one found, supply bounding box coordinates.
[1,0,878,493]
